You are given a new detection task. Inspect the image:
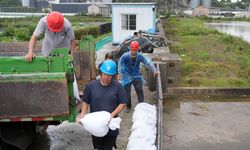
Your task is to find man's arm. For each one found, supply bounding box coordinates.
[111,104,126,119]
[118,53,126,80]
[25,17,45,61]
[77,101,89,122]
[25,34,37,61]
[141,55,160,77]
[69,38,76,54]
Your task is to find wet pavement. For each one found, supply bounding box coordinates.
[163,96,250,150]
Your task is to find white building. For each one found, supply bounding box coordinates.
[112,3,156,44]
[22,0,30,7]
[48,0,60,4]
[88,4,110,17]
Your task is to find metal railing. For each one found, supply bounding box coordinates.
[156,63,163,150]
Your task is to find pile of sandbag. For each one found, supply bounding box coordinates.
[126,102,157,150]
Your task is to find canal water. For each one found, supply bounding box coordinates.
[206,22,250,43]
[163,95,250,150]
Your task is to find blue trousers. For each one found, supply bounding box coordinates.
[124,79,144,108]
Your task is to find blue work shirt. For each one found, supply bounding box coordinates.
[118,51,156,86]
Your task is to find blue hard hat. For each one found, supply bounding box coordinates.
[100,60,117,75]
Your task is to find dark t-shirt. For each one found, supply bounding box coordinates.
[82,79,127,136]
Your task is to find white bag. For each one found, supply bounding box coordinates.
[73,74,80,102]
[80,111,111,137]
[109,117,121,130]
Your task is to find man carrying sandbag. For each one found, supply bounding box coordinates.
[78,60,128,150]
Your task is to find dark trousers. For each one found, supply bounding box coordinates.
[92,135,117,150]
[124,79,144,108]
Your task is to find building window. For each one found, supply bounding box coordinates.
[121,14,136,30]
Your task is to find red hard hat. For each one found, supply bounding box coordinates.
[47,11,64,32]
[130,41,139,51]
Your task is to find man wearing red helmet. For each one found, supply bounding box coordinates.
[118,41,160,113]
[25,11,76,61]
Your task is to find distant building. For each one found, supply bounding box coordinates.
[88,4,110,17]
[21,0,49,10]
[190,0,211,9]
[190,0,211,16]
[36,0,49,10]
[193,5,210,16]
[48,0,60,4]
[247,5,250,12]
[59,0,83,2]
[112,3,156,44]
[51,3,90,14]
[22,0,30,7]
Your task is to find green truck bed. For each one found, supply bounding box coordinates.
[0,48,77,122]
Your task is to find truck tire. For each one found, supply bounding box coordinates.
[0,138,20,150]
[0,139,5,150]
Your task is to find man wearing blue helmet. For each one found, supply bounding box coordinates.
[78,60,127,150]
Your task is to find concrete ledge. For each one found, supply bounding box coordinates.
[167,87,250,96]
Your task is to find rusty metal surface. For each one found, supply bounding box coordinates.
[73,51,96,81]
[0,80,69,119]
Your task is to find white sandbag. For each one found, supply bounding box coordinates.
[73,74,80,102]
[131,119,148,130]
[132,109,155,120]
[126,138,156,150]
[127,144,156,150]
[129,127,156,145]
[131,120,156,132]
[134,102,156,113]
[126,102,157,150]
[109,117,121,130]
[132,110,156,125]
[80,111,111,137]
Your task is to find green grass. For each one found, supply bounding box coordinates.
[164,17,250,87]
[0,16,111,42]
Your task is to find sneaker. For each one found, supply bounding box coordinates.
[125,107,131,113]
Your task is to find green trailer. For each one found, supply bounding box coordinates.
[0,48,77,150]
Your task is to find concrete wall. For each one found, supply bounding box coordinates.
[167,87,250,96]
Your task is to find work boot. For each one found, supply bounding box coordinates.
[125,107,131,113]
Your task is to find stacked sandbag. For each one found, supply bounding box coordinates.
[126,102,157,150]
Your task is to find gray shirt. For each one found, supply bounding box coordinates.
[33,16,75,56]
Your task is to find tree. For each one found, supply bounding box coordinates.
[0,0,22,7]
[212,0,249,9]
